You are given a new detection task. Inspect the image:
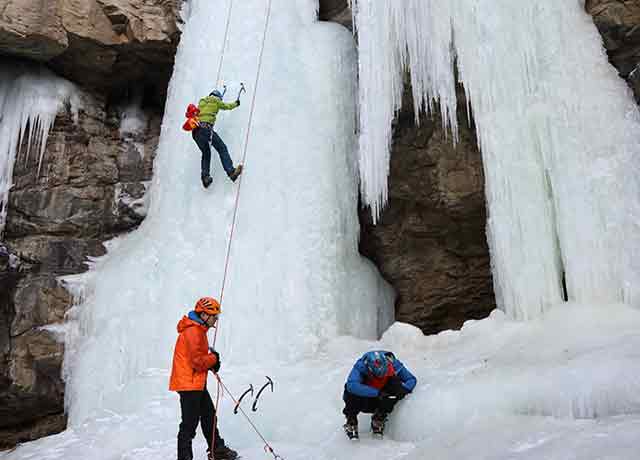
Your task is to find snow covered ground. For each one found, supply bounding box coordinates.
[4,304,640,460]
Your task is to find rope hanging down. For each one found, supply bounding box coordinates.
[215,0,235,87]
[207,1,276,458]
[214,0,273,347]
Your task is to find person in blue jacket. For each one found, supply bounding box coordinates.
[342,350,417,439]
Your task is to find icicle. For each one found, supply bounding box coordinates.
[0,59,79,234]
[352,0,640,318]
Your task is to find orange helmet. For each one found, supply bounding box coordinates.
[194,297,221,315]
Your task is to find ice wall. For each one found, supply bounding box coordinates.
[351,0,640,318]
[64,0,393,424]
[0,60,79,234]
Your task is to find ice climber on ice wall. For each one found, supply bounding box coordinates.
[342,350,417,440]
[169,297,238,460]
[185,88,244,188]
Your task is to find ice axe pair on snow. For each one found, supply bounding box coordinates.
[213,374,284,460]
[233,376,273,414]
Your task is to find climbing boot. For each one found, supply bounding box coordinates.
[209,444,238,460]
[371,411,387,437]
[343,416,359,440]
[229,165,243,182]
[201,175,213,188]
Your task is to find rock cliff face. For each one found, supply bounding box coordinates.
[0,0,181,104]
[0,81,159,447]
[0,0,173,447]
[0,0,639,448]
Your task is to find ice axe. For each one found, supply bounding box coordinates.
[252,376,273,412]
[234,384,254,414]
[236,82,246,101]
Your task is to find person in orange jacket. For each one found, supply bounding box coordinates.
[169,297,238,460]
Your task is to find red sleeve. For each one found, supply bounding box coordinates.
[184,327,217,372]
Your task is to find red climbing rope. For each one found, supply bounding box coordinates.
[213,0,274,347]
[207,1,274,456]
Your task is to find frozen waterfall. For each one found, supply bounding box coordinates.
[351,0,640,319]
[62,0,393,425]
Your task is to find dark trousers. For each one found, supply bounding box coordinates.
[342,376,407,421]
[192,126,234,177]
[177,389,225,460]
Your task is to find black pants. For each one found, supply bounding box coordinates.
[177,389,225,460]
[342,376,407,420]
[192,126,234,178]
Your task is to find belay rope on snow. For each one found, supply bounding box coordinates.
[209,0,281,459]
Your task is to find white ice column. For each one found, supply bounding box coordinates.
[0,61,79,234]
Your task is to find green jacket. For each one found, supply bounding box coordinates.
[197,96,239,125]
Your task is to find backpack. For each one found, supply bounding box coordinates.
[182,103,200,131]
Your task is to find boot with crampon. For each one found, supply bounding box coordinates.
[209,444,239,460]
[371,411,387,437]
[343,416,359,440]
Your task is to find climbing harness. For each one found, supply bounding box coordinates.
[214,373,285,460]
[252,376,273,412]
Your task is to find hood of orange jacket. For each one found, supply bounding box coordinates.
[169,314,218,392]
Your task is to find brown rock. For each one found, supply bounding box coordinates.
[8,329,64,399]
[11,277,69,337]
[586,0,640,98]
[1,68,160,445]
[0,0,181,103]
[0,328,66,448]
[360,84,495,335]
[0,0,69,60]
[0,413,67,450]
[319,0,352,29]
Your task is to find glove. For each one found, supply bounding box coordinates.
[209,348,221,373]
[386,376,410,399]
[377,391,398,412]
[235,99,240,106]
[377,390,397,401]
[396,385,410,398]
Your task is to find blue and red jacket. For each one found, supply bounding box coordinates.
[345,350,417,398]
